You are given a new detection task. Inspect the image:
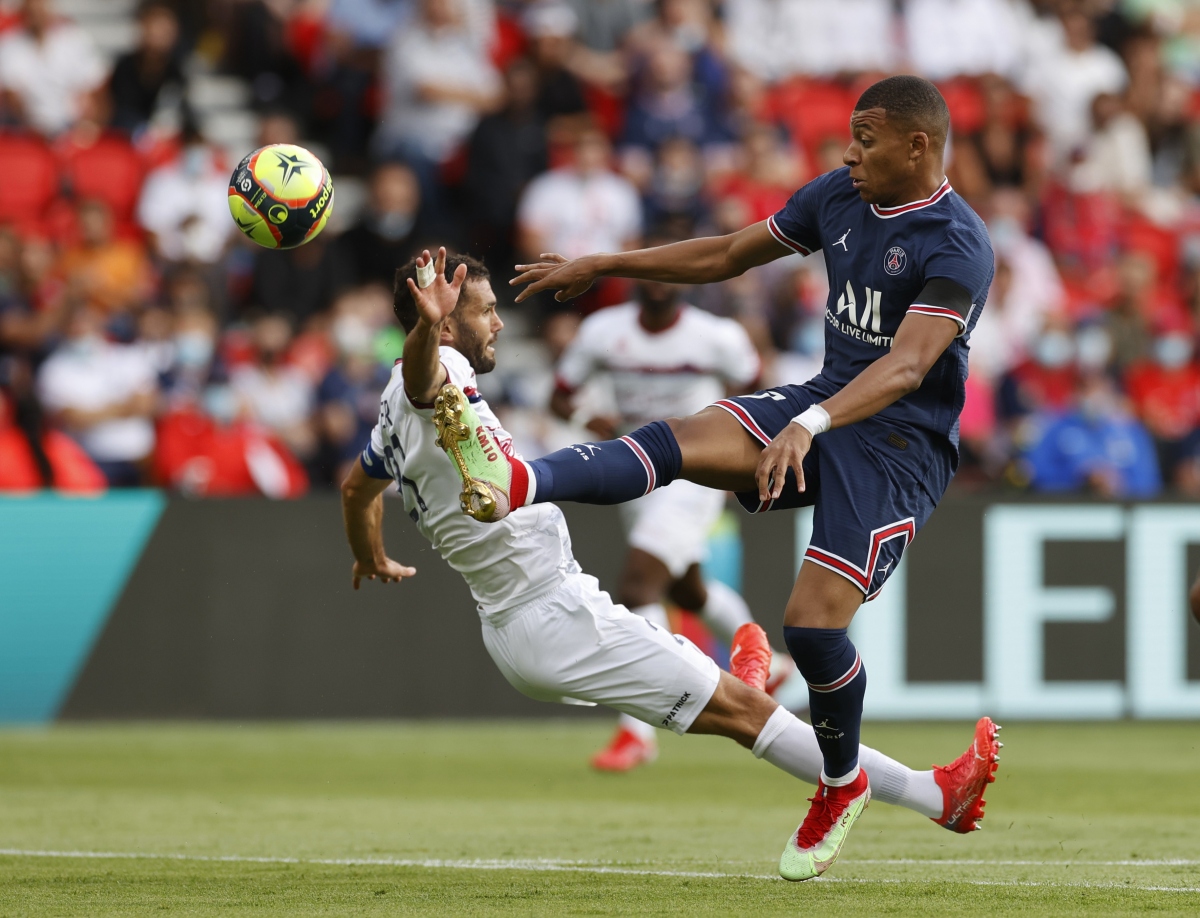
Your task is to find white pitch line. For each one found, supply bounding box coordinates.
[850,858,1200,867]
[1,850,1199,894]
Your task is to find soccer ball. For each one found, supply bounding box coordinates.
[227,144,335,250]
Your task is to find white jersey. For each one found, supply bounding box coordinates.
[554,302,761,431]
[362,347,578,614]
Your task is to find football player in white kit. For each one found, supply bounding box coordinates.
[341,249,1000,873]
[550,271,794,771]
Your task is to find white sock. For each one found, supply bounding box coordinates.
[696,580,753,646]
[751,707,943,818]
[616,603,671,744]
[857,744,943,818]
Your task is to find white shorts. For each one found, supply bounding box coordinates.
[480,572,721,734]
[619,479,726,578]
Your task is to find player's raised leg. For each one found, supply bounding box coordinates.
[436,394,761,522]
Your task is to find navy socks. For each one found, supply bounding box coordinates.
[527,420,682,505]
[783,626,867,781]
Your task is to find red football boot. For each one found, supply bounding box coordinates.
[590,727,657,772]
[730,622,772,691]
[932,716,1002,832]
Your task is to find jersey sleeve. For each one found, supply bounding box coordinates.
[767,173,828,256]
[359,422,392,480]
[715,319,762,388]
[912,227,994,335]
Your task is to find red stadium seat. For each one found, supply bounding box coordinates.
[771,79,856,162]
[0,133,60,236]
[58,133,145,230]
[938,78,987,136]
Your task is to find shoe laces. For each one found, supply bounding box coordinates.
[794,790,837,849]
[939,746,977,785]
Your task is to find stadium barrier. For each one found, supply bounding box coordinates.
[1,493,1198,723]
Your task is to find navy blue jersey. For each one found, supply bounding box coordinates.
[767,166,994,448]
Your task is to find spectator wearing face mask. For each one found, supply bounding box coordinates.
[137,122,236,266]
[1022,372,1161,498]
[315,295,392,484]
[997,317,1080,423]
[375,0,501,176]
[36,306,159,486]
[463,57,550,280]
[164,302,220,405]
[1125,331,1200,479]
[337,161,429,290]
[0,357,105,492]
[56,199,154,318]
[0,0,106,136]
[230,313,317,464]
[109,0,185,136]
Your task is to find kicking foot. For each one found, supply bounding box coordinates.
[932,716,1001,833]
[730,623,772,691]
[779,768,870,881]
[590,727,657,772]
[432,383,520,522]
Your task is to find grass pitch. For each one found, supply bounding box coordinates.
[1,721,1198,916]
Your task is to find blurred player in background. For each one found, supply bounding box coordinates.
[341,248,1000,880]
[550,249,795,772]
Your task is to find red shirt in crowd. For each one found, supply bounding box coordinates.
[1124,361,1200,441]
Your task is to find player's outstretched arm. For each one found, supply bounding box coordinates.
[755,311,960,501]
[510,221,789,303]
[402,247,469,405]
[341,462,417,590]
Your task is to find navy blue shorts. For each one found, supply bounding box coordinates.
[713,382,955,600]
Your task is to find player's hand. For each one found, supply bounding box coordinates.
[584,415,620,440]
[407,247,467,326]
[511,253,599,303]
[755,423,812,502]
[352,557,417,590]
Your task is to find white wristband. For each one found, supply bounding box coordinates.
[791,405,830,438]
[416,260,436,289]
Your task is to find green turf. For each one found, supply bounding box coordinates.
[1,721,1198,916]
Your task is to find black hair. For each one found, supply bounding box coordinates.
[854,75,950,145]
[393,253,491,332]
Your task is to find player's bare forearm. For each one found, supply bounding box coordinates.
[401,315,449,405]
[341,464,390,565]
[512,223,789,303]
[819,312,959,428]
[401,248,466,405]
[755,313,958,501]
[340,463,416,589]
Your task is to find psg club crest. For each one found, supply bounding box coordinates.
[884,246,907,275]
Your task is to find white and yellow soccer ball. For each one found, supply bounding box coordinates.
[227,143,335,249]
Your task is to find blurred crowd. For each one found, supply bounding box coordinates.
[3,0,1200,500]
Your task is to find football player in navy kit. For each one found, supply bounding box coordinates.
[441,75,1001,880]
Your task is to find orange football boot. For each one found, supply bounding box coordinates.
[590,727,657,772]
[730,622,772,691]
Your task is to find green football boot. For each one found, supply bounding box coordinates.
[779,768,870,881]
[432,383,522,522]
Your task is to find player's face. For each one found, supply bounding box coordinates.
[451,279,503,374]
[843,108,923,206]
